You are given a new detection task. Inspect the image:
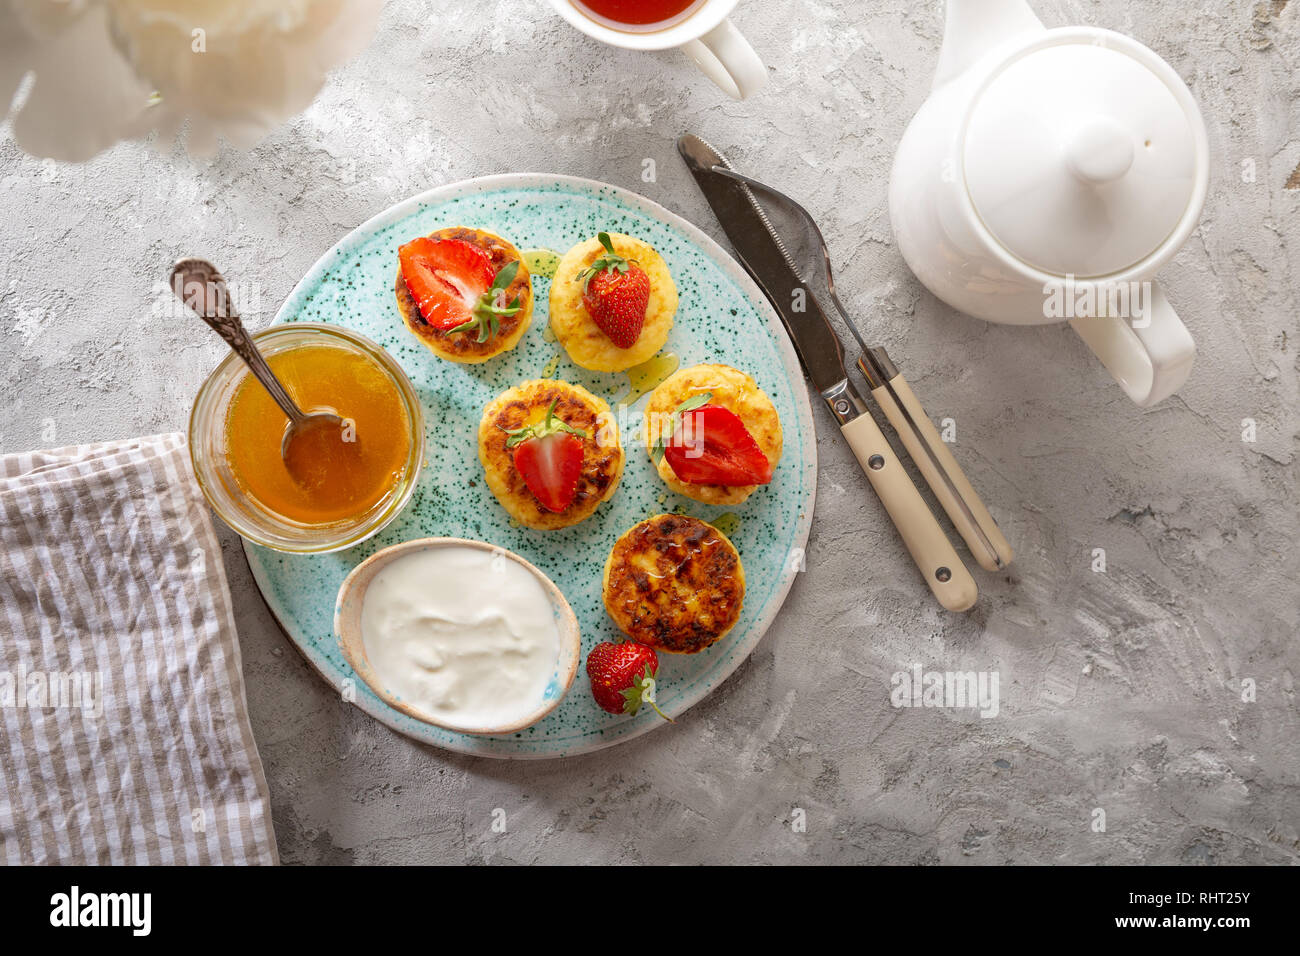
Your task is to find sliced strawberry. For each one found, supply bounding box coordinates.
[501,398,588,513]
[399,236,523,343]
[399,237,496,331]
[664,403,773,486]
[579,232,650,348]
[512,432,583,513]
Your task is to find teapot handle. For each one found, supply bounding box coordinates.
[1068,283,1195,407]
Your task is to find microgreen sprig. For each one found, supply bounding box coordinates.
[500,397,587,449]
[622,663,673,722]
[624,665,676,723]
[578,232,632,292]
[448,259,523,343]
[651,391,712,465]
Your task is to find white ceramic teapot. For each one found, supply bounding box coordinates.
[889,0,1209,406]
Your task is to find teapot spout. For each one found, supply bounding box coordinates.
[934,0,1045,88]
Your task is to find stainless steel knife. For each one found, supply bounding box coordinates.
[677,134,978,612]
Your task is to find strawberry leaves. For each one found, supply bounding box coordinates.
[620,663,672,721]
[578,232,630,292]
[652,391,713,465]
[500,396,587,448]
[448,259,522,343]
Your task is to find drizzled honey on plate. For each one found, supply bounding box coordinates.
[223,343,412,525]
[619,351,679,406]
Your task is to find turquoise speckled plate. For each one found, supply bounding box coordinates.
[244,174,816,758]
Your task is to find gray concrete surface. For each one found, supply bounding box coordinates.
[2,0,1298,864]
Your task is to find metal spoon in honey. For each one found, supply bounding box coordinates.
[170,258,347,467]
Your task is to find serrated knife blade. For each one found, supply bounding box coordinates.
[677,134,855,404]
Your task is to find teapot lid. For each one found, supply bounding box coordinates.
[963,38,1204,278]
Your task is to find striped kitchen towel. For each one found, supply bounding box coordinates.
[0,432,277,865]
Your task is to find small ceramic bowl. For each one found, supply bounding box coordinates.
[334,538,581,735]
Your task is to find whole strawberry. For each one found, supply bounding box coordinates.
[585,641,672,721]
[578,232,650,349]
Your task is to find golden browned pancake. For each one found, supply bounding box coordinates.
[602,514,744,654]
[395,226,533,364]
[548,233,676,372]
[642,363,782,506]
[478,379,623,530]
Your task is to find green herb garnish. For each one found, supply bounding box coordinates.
[651,391,712,465]
[500,397,587,448]
[448,260,523,343]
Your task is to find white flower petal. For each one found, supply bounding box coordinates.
[6,2,154,162]
[3,0,383,160]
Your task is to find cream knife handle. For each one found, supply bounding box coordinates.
[869,373,1014,572]
[840,412,978,612]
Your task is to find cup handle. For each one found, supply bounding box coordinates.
[681,18,767,100]
[1068,283,1195,407]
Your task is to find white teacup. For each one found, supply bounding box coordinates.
[548,0,767,100]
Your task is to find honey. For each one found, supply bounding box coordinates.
[617,351,680,407]
[522,247,561,279]
[223,342,412,525]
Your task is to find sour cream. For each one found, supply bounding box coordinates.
[359,545,562,729]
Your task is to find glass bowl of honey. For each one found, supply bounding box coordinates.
[189,324,424,553]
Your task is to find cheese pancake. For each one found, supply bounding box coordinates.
[549,233,676,372]
[602,514,744,654]
[478,379,623,530]
[395,226,533,364]
[643,363,782,505]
